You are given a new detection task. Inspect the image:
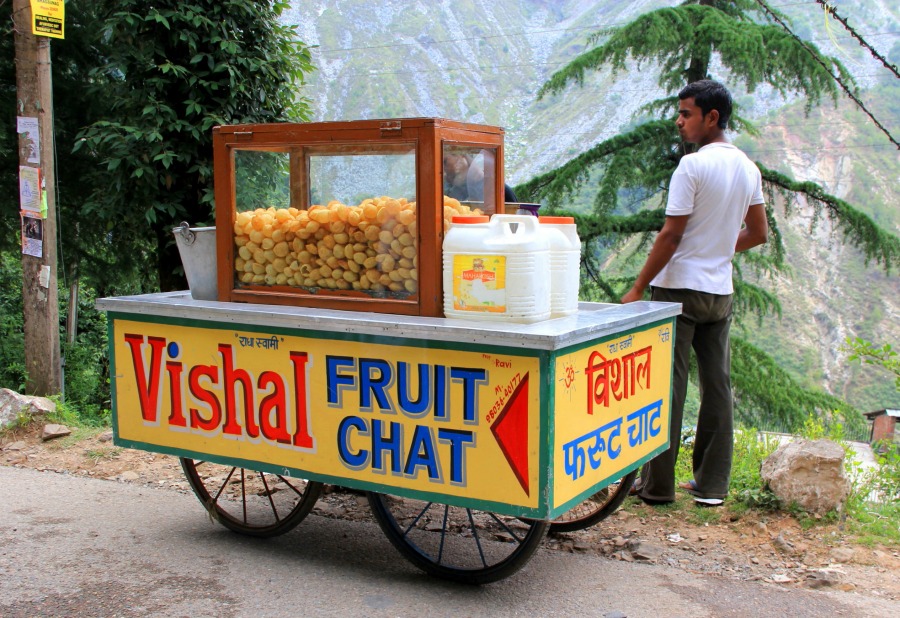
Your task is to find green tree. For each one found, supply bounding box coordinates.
[0,1,155,290]
[843,338,900,393]
[0,0,315,414]
[0,1,117,406]
[74,0,315,291]
[517,0,900,432]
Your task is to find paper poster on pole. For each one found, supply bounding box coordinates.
[17,117,40,164]
[30,0,65,39]
[19,166,42,215]
[21,215,43,258]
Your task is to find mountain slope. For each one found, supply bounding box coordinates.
[284,0,900,412]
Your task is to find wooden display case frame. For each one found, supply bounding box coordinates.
[213,118,505,316]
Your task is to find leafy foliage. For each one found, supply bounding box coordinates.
[760,165,900,271]
[73,0,315,290]
[516,120,678,213]
[0,255,27,391]
[729,428,782,509]
[0,249,109,421]
[843,337,900,392]
[538,1,853,112]
[0,2,32,254]
[0,1,316,414]
[731,337,864,434]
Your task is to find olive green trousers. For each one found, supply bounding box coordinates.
[636,287,734,502]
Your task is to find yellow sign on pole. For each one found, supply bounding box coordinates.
[30,0,65,39]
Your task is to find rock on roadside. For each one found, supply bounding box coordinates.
[0,388,56,430]
[41,423,71,441]
[761,439,850,516]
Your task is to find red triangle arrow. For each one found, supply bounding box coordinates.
[490,373,530,496]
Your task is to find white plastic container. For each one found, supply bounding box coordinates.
[539,216,581,316]
[443,214,550,323]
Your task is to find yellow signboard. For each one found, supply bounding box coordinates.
[111,319,543,511]
[30,0,65,39]
[552,323,673,511]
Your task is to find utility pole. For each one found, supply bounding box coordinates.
[13,0,61,396]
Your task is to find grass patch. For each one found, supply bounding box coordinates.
[685,502,724,526]
[843,448,900,546]
[45,426,108,451]
[47,396,110,429]
[0,410,34,436]
[848,503,900,546]
[84,446,122,463]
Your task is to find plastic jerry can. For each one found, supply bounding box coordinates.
[442,214,551,322]
[539,216,581,316]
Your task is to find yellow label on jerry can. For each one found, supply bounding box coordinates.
[452,254,507,311]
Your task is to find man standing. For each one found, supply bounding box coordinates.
[621,80,768,506]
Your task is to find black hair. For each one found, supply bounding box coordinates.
[678,79,732,129]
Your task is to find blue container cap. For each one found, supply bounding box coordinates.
[507,202,541,216]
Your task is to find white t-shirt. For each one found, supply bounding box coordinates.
[651,142,764,295]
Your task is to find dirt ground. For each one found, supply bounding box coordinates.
[3,424,898,602]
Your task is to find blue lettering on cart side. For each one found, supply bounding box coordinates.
[324,356,487,424]
[433,364,447,420]
[449,367,487,424]
[337,415,368,470]
[359,358,394,412]
[337,415,476,485]
[326,356,355,408]
[371,418,403,473]
[437,428,475,485]
[404,424,440,480]
[397,362,430,417]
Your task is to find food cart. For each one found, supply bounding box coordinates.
[98,119,679,584]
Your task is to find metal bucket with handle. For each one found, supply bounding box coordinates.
[173,222,217,301]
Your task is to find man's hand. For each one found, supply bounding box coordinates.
[621,287,645,304]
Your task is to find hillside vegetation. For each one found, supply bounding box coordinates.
[284,1,899,415]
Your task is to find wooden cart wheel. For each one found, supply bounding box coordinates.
[367,492,548,585]
[548,469,638,533]
[180,458,323,538]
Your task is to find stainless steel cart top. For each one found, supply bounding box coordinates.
[97,292,680,351]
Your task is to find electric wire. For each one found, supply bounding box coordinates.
[815,0,900,79]
[754,0,899,149]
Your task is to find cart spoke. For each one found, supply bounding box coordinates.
[277,475,307,498]
[258,471,281,523]
[467,508,488,568]
[489,512,525,543]
[211,465,237,504]
[436,504,450,564]
[402,502,433,539]
[240,469,248,524]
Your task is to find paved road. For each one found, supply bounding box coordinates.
[0,466,893,617]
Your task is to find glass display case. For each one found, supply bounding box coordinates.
[213,118,505,316]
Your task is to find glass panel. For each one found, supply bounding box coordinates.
[442,144,498,222]
[231,145,418,300]
[309,149,416,205]
[234,150,291,212]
